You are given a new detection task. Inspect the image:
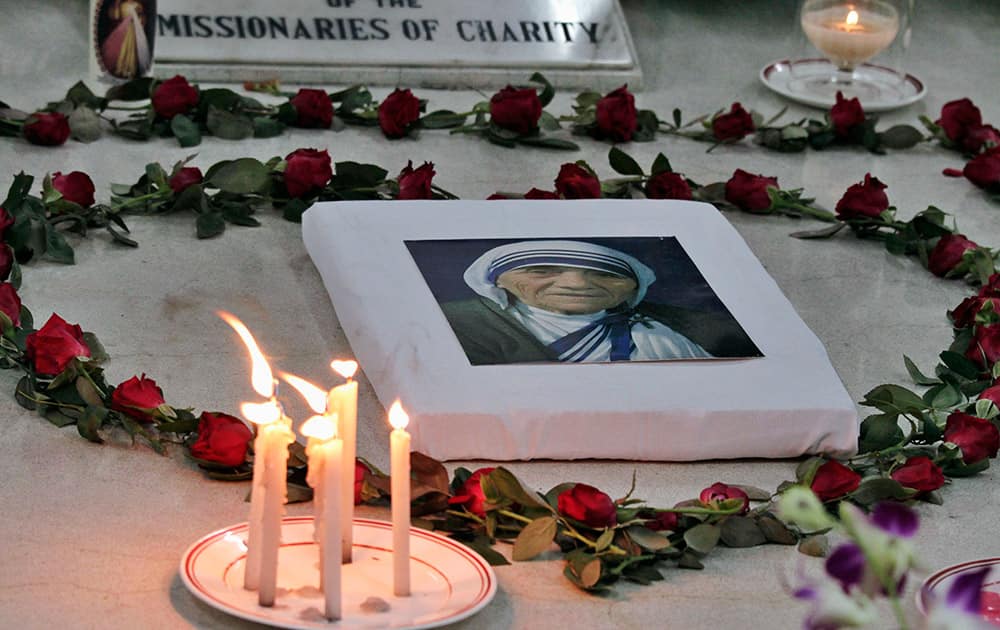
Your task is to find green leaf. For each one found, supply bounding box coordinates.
[281,198,311,223]
[81,332,107,363]
[529,72,555,107]
[626,525,671,551]
[564,551,603,589]
[594,528,615,552]
[3,171,33,210]
[206,106,254,140]
[515,136,579,151]
[939,350,982,380]
[924,382,963,409]
[861,384,928,414]
[677,551,704,570]
[197,88,241,119]
[942,458,990,477]
[858,413,905,452]
[904,355,940,386]
[683,523,720,554]
[196,212,226,239]
[420,110,467,129]
[334,161,389,188]
[206,158,270,194]
[463,537,510,566]
[43,225,75,264]
[511,516,557,561]
[14,376,36,410]
[66,81,105,109]
[170,114,201,147]
[77,405,108,443]
[488,468,551,512]
[850,477,915,506]
[253,116,285,138]
[544,482,577,510]
[105,77,153,102]
[650,153,672,175]
[879,125,924,149]
[633,109,659,142]
[608,147,643,176]
[719,516,767,547]
[68,106,102,143]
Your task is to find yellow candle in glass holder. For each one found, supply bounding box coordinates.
[801,3,899,69]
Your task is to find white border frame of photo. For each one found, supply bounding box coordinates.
[303,199,858,462]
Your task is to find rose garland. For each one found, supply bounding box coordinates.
[1,143,999,616]
[2,75,998,203]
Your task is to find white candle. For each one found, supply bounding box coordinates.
[303,414,343,621]
[388,400,411,597]
[800,3,899,69]
[329,360,359,563]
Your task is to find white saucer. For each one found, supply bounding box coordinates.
[180,517,497,630]
[760,58,926,112]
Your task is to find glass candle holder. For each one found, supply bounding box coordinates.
[790,0,912,104]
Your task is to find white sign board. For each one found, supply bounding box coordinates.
[302,200,858,462]
[154,0,641,89]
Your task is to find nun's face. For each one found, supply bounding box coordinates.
[496,266,637,314]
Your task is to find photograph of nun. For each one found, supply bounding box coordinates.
[405,237,761,366]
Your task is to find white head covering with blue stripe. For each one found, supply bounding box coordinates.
[463,240,711,362]
[464,239,657,309]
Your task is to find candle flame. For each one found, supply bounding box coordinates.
[301,414,339,440]
[330,359,358,379]
[845,9,859,25]
[241,400,281,426]
[280,371,328,414]
[388,399,409,430]
[218,310,274,398]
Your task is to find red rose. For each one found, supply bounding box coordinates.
[963,149,1000,190]
[724,169,777,212]
[977,381,1000,407]
[354,458,370,505]
[111,374,166,423]
[557,483,617,528]
[965,323,1000,369]
[24,313,91,376]
[524,188,560,200]
[378,88,421,139]
[936,98,982,144]
[290,88,334,129]
[0,206,15,240]
[645,171,693,200]
[447,467,495,517]
[0,245,13,282]
[835,173,889,220]
[890,456,945,493]
[554,163,601,199]
[645,511,679,532]
[960,125,1000,154]
[489,86,542,135]
[23,112,71,146]
[168,167,203,194]
[928,233,978,277]
[151,75,199,120]
[189,411,252,466]
[944,411,1000,464]
[595,85,638,142]
[397,161,435,200]
[699,482,750,515]
[810,460,861,502]
[949,296,1000,329]
[0,282,21,327]
[830,91,865,138]
[51,171,96,208]
[712,102,755,142]
[283,148,332,198]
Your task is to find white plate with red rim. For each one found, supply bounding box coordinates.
[760,58,926,112]
[917,557,1000,625]
[180,516,497,629]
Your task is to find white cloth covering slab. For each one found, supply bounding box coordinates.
[302,199,858,461]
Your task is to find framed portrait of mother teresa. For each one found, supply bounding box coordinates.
[404,237,762,366]
[302,199,858,462]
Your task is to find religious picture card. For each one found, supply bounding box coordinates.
[303,200,858,462]
[404,236,762,366]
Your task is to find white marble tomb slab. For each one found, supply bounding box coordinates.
[154,0,641,89]
[302,200,858,461]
